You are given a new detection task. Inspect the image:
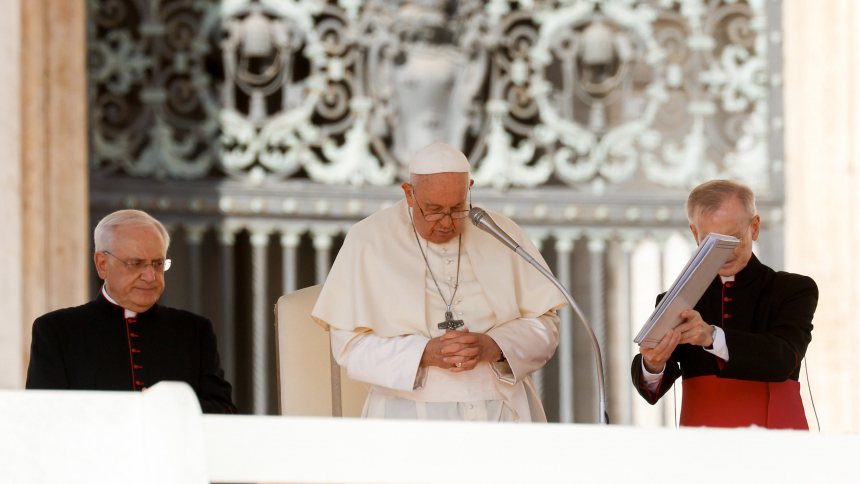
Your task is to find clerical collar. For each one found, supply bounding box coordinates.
[719,254,763,287]
[720,275,735,283]
[101,285,138,319]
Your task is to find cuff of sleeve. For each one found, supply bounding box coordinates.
[703,326,729,362]
[403,336,430,391]
[413,366,428,390]
[489,361,515,385]
[641,359,665,381]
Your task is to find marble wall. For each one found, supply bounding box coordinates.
[0,0,88,389]
[784,0,860,433]
[0,0,23,389]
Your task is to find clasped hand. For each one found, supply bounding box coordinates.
[420,329,502,373]
[640,309,714,374]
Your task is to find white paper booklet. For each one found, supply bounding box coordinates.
[634,233,740,348]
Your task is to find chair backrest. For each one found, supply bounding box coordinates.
[274,285,368,417]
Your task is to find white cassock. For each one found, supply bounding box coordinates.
[312,200,566,422]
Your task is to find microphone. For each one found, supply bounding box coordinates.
[469,206,609,425]
[468,207,521,251]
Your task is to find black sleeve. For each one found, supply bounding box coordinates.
[720,275,818,382]
[197,319,237,414]
[631,353,682,404]
[26,318,70,389]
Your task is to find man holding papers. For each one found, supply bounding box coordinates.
[631,180,818,429]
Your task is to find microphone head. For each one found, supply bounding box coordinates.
[468,206,520,251]
[469,207,488,227]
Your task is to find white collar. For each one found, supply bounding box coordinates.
[720,275,736,284]
[101,285,138,319]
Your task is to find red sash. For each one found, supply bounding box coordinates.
[679,375,808,430]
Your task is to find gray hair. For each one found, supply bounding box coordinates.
[686,180,757,226]
[94,209,170,254]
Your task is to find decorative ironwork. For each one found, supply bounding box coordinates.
[90,0,771,193]
[89,0,775,193]
[88,0,222,179]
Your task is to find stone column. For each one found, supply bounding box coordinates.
[653,231,675,427]
[784,0,860,432]
[0,0,23,390]
[630,237,664,428]
[583,233,608,424]
[554,232,576,424]
[185,224,208,316]
[606,234,638,426]
[312,229,335,285]
[587,235,607,355]
[218,227,238,385]
[312,227,339,415]
[525,229,550,402]
[280,229,302,295]
[0,0,88,389]
[250,228,271,415]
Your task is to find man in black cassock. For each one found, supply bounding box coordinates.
[26,209,236,414]
[631,180,817,429]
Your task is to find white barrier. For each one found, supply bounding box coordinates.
[0,382,207,484]
[204,415,860,484]
[2,383,859,484]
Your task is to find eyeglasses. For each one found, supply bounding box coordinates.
[104,251,172,273]
[411,187,471,222]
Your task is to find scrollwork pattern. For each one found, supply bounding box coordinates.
[89,0,221,179]
[89,0,774,193]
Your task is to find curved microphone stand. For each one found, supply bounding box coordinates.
[470,207,608,424]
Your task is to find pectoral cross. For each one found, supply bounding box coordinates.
[437,311,464,331]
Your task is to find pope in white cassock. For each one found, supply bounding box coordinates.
[311,142,566,422]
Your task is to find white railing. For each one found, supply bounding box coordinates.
[1,383,855,484]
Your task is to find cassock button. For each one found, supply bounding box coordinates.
[441,248,448,253]
[458,311,463,316]
[445,260,452,264]
[723,297,731,302]
[724,314,731,319]
[446,276,452,281]
[135,381,144,386]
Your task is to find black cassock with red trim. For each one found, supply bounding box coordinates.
[26,292,236,414]
[632,254,818,429]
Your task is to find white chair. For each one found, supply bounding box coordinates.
[274,285,368,417]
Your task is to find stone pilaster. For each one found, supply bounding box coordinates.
[0,0,88,389]
[784,0,860,432]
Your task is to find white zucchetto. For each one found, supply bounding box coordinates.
[408,142,471,174]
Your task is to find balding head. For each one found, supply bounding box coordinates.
[686,180,756,228]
